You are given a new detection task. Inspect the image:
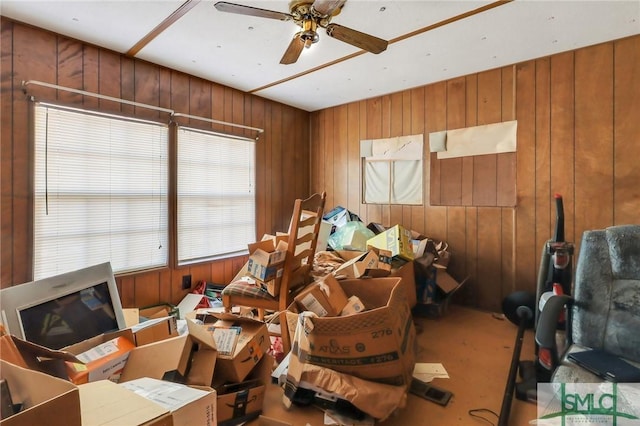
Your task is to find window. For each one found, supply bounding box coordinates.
[176,127,256,265]
[33,103,168,279]
[361,134,424,205]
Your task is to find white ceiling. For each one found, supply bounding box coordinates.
[2,0,639,112]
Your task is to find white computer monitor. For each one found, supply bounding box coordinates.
[0,262,126,349]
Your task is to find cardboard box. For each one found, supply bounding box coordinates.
[340,295,366,316]
[119,320,217,387]
[333,248,392,279]
[323,206,350,230]
[258,276,282,298]
[214,354,272,426]
[293,275,349,317]
[247,250,285,282]
[65,335,136,384]
[120,378,216,426]
[139,303,180,320]
[0,332,82,380]
[247,239,287,283]
[366,224,415,261]
[390,259,422,308]
[79,380,171,426]
[0,360,81,426]
[413,266,469,318]
[200,313,271,383]
[130,316,179,347]
[0,326,28,368]
[285,276,415,386]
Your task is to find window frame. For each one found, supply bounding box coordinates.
[32,101,170,279]
[175,125,257,266]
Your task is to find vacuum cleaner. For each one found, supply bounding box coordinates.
[498,194,574,423]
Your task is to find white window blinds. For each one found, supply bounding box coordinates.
[177,127,256,264]
[33,103,169,279]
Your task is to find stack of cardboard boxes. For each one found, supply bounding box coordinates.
[365,223,469,318]
[246,236,288,297]
[278,274,416,422]
[0,303,275,426]
[1,211,470,425]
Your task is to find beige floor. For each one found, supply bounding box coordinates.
[252,304,538,425]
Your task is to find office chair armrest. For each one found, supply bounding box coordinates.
[535,294,573,370]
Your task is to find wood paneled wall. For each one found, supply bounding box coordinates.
[310,35,640,312]
[2,17,638,312]
[0,19,310,307]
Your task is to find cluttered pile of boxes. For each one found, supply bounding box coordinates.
[0,204,468,426]
[322,205,468,318]
[249,206,470,423]
[0,302,274,426]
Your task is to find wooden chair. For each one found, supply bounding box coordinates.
[221,191,327,325]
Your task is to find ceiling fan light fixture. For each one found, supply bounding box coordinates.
[300,18,319,47]
[301,31,318,48]
[215,0,388,64]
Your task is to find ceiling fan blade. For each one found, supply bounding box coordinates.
[214,1,292,21]
[311,0,346,17]
[280,34,305,65]
[325,23,388,54]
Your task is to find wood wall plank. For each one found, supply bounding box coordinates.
[135,60,161,121]
[462,75,477,206]
[549,52,576,243]
[514,61,538,292]
[12,24,57,284]
[1,20,14,288]
[333,105,349,208]
[281,104,297,212]
[323,108,335,210]
[534,57,552,263]
[441,78,465,206]
[57,37,83,104]
[613,37,640,225]
[497,66,516,207]
[82,45,100,110]
[574,43,614,242]
[98,49,122,113]
[410,87,426,233]
[365,97,383,225]
[347,102,361,218]
[473,69,501,206]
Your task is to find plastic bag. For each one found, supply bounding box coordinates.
[327,221,375,251]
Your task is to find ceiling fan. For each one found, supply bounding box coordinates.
[214,0,388,64]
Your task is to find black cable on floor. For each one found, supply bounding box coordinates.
[468,408,499,425]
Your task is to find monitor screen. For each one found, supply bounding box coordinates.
[19,281,119,349]
[0,262,126,350]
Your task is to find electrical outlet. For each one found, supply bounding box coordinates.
[181,274,192,290]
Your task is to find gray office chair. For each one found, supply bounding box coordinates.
[535,224,640,382]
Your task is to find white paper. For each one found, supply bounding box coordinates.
[120,377,209,411]
[437,120,517,159]
[429,131,447,152]
[177,293,206,319]
[212,326,240,356]
[412,362,450,382]
[324,410,375,425]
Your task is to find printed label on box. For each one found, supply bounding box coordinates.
[300,294,328,317]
